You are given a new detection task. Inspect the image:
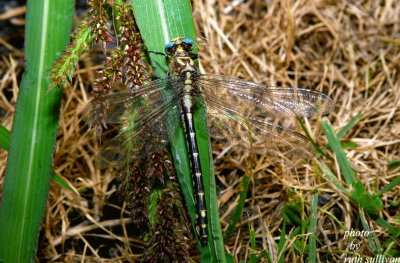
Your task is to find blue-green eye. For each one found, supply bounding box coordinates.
[182,38,194,46]
[165,41,175,54]
[181,38,194,52]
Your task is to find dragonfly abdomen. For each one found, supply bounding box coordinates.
[180,73,208,245]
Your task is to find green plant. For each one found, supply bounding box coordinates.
[0,1,74,262]
[131,1,226,261]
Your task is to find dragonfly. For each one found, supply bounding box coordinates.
[85,37,334,245]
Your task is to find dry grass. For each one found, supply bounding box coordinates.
[1,0,399,262]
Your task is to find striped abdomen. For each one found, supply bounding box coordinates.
[180,71,208,244]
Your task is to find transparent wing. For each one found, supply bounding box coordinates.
[99,101,181,167]
[197,74,334,119]
[83,77,182,167]
[193,74,333,157]
[199,97,314,159]
[83,76,181,127]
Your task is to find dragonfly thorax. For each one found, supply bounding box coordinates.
[165,38,197,76]
[169,55,196,76]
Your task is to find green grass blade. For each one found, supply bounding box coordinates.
[337,113,361,140]
[307,192,318,263]
[351,181,382,215]
[341,140,359,150]
[321,119,382,215]
[0,125,78,195]
[388,160,400,169]
[321,118,357,185]
[378,176,400,196]
[317,161,348,193]
[281,201,303,226]
[297,117,328,157]
[51,173,80,195]
[131,1,225,261]
[0,0,73,262]
[277,222,287,263]
[376,217,400,240]
[359,208,381,254]
[249,224,257,263]
[224,173,250,241]
[0,124,10,150]
[225,253,235,263]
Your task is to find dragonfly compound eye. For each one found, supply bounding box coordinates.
[165,41,176,55]
[181,38,195,51]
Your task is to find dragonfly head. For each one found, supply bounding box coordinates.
[165,38,197,75]
[165,37,194,55]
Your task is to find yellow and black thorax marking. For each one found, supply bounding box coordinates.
[165,37,197,76]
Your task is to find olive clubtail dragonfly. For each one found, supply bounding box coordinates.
[86,37,334,244]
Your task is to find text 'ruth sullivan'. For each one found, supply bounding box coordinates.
[343,254,400,263]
